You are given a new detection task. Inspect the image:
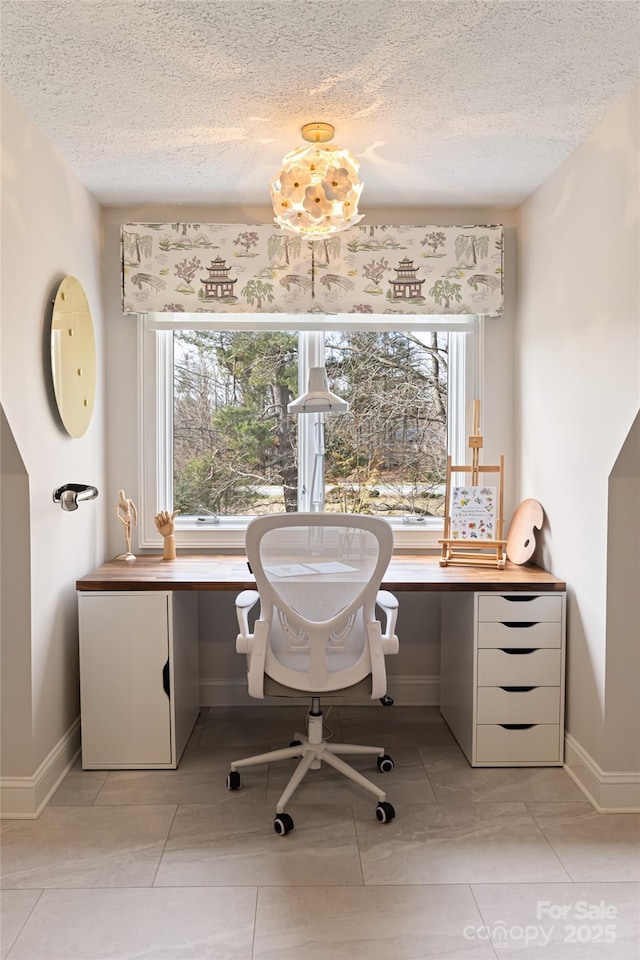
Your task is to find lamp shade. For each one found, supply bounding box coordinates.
[287,367,349,414]
[270,123,364,236]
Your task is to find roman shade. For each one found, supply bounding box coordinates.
[122,223,503,317]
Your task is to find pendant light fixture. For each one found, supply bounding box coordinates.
[270,122,364,236]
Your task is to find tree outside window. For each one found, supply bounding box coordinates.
[172,330,448,519]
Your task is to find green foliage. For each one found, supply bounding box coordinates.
[173,452,262,515]
[173,328,448,519]
[322,330,448,516]
[173,331,298,515]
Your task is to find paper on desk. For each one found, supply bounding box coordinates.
[306,561,358,574]
[264,561,358,578]
[264,563,317,578]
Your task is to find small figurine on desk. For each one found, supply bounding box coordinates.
[115,489,137,561]
[154,509,180,560]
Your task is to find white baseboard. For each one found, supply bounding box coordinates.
[564,733,640,812]
[199,675,440,707]
[0,718,81,819]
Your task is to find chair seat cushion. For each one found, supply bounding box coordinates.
[262,674,373,700]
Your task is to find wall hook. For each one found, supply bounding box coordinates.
[53,483,99,511]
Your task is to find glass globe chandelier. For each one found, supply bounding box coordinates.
[270,122,364,236]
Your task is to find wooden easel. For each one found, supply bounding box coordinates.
[439,400,507,568]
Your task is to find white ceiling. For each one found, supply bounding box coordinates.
[1,0,639,208]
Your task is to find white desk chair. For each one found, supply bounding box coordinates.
[227,513,400,835]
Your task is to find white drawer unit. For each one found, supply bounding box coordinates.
[78,591,199,769]
[440,590,566,766]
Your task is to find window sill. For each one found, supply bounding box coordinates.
[140,519,444,552]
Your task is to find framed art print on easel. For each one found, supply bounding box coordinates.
[439,400,507,568]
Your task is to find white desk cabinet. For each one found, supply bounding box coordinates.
[78,591,199,769]
[440,591,566,766]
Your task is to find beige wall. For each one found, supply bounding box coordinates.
[516,85,640,771]
[0,84,107,797]
[1,408,32,776]
[605,412,640,771]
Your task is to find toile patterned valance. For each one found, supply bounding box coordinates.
[121,223,503,317]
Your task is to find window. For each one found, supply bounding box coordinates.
[140,315,480,549]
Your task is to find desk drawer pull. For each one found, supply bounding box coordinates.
[500,686,534,692]
[502,621,535,629]
[162,660,170,698]
[500,648,535,655]
[499,723,535,730]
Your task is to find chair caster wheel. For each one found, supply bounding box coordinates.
[376,801,396,823]
[227,771,241,791]
[274,813,294,835]
[289,740,302,747]
[377,754,394,773]
[380,695,394,706]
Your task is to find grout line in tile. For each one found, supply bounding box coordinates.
[468,882,501,960]
[249,887,260,960]
[3,888,45,960]
[150,804,179,888]
[351,804,366,887]
[521,801,575,882]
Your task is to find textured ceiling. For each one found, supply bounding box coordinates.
[1,0,639,207]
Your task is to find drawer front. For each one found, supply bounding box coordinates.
[477,648,561,686]
[476,686,560,724]
[478,595,563,623]
[478,621,562,649]
[476,724,561,763]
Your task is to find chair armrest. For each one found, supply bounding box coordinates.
[237,589,260,610]
[236,589,259,653]
[366,620,388,699]
[376,590,399,654]
[235,590,267,698]
[246,619,268,699]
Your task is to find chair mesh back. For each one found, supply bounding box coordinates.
[256,520,382,677]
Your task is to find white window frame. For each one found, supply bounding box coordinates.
[138,313,483,550]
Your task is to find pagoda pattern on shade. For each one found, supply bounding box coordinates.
[201,257,238,300]
[121,223,503,316]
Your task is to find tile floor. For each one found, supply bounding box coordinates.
[1,706,639,959]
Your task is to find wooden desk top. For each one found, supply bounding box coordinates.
[76,554,565,593]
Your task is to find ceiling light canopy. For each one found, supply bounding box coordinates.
[270,122,364,236]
